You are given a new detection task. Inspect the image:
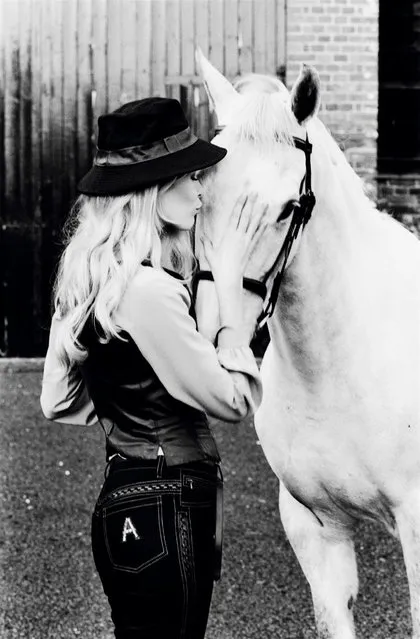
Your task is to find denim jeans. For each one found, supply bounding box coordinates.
[91,455,221,639]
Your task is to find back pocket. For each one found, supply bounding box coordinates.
[103,496,168,573]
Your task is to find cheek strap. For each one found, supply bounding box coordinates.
[192,134,315,333]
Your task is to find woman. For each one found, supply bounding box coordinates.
[40,97,267,639]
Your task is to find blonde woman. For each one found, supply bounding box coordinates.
[40,98,266,639]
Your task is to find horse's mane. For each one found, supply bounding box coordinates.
[227,73,420,248]
[229,75,380,223]
[307,116,379,219]
[230,91,296,149]
[233,73,289,96]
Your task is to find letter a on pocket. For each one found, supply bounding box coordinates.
[122,517,140,543]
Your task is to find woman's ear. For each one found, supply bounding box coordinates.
[290,64,321,125]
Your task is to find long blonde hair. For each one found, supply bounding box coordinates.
[53,182,195,365]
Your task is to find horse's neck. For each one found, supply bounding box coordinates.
[267,179,416,389]
[269,209,353,381]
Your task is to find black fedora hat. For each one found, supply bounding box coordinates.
[77,97,227,196]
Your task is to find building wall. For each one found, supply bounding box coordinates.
[285,0,420,234]
[377,176,420,235]
[286,0,378,178]
[1,0,419,356]
[0,0,287,356]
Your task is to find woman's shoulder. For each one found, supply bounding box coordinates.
[132,264,186,290]
[125,265,190,308]
[116,265,192,332]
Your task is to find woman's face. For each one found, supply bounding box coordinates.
[159,173,203,230]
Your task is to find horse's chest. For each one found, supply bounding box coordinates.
[255,358,420,528]
[256,420,396,529]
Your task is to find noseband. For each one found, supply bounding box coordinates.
[192,134,316,332]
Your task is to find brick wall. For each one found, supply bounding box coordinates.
[285,0,420,235]
[377,177,420,237]
[286,0,378,184]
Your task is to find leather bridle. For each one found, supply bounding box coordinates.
[192,134,316,332]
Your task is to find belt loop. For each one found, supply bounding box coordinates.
[104,453,119,480]
[104,458,112,480]
[157,454,164,478]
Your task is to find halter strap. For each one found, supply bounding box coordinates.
[192,133,315,332]
[191,270,267,306]
[294,135,313,192]
[256,134,315,328]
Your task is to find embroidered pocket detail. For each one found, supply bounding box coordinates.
[96,480,181,510]
[103,496,167,573]
[177,510,196,593]
[122,516,140,542]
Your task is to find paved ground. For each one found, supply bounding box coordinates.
[0,360,413,638]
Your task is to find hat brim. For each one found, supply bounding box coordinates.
[77,139,227,196]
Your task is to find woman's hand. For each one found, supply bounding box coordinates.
[201,192,268,290]
[198,192,269,343]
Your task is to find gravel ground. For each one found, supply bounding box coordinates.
[0,361,413,638]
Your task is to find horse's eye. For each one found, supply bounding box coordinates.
[277,199,299,222]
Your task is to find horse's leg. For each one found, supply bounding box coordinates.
[395,494,420,639]
[279,481,358,639]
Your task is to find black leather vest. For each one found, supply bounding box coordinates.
[80,272,220,467]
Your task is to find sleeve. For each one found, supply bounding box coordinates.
[40,314,98,426]
[117,273,262,422]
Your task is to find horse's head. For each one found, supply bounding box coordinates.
[195,50,321,342]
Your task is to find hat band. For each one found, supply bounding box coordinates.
[95,127,198,167]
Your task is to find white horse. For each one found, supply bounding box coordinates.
[195,50,420,639]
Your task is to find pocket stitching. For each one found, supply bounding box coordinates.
[103,496,168,574]
[181,474,217,507]
[97,480,181,510]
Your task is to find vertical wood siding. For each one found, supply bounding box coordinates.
[0,0,286,356]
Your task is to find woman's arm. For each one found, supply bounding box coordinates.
[40,314,98,425]
[117,268,262,423]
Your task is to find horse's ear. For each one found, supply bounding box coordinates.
[196,47,240,126]
[290,64,321,125]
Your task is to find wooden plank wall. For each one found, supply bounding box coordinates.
[0,0,286,356]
